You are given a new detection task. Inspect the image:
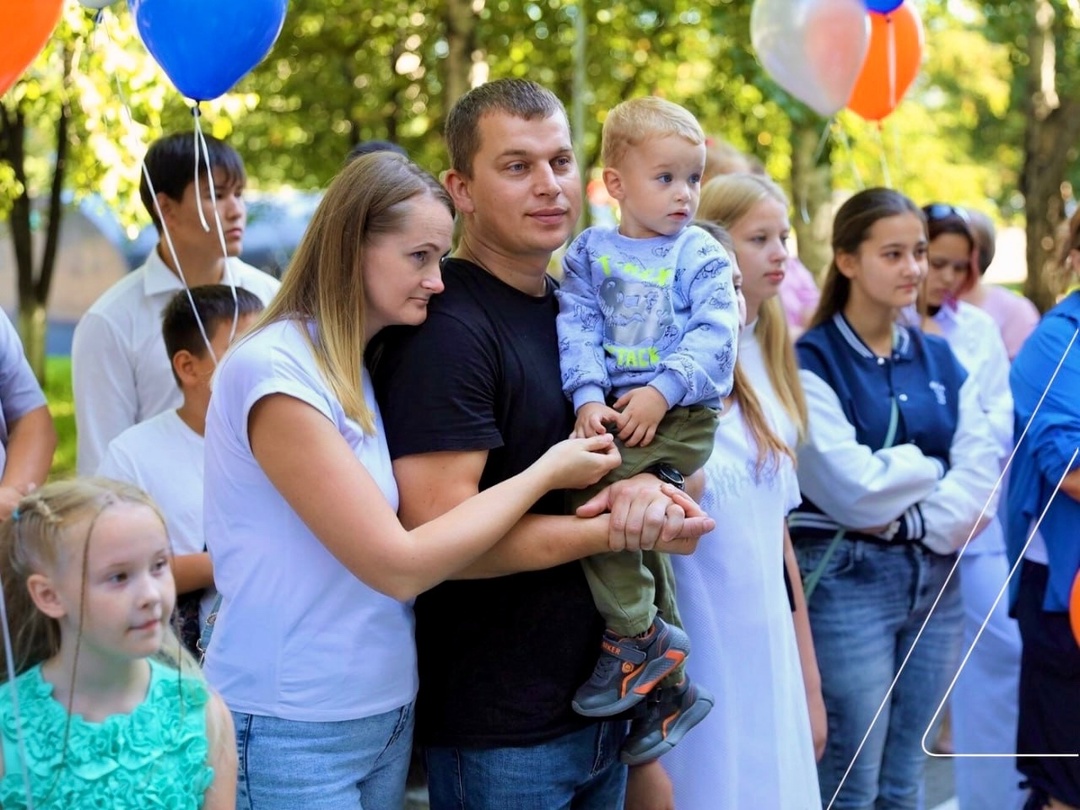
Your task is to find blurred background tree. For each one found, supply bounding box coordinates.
[2,0,1072,387]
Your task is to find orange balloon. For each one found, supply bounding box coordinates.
[848,4,924,122]
[0,0,65,98]
[1071,569,1080,649]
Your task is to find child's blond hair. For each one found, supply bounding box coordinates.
[601,97,704,169]
[0,477,197,679]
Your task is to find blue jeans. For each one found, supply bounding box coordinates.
[796,540,962,810]
[424,721,627,810]
[233,704,414,809]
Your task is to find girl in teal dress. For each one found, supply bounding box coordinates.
[0,478,235,809]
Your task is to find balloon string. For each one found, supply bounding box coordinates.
[101,15,223,361]
[875,122,892,188]
[192,120,241,344]
[837,125,864,190]
[143,144,218,363]
[0,568,36,809]
[811,117,835,167]
[799,117,836,224]
[887,15,897,112]
[191,110,211,234]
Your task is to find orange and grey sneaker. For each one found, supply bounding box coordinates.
[620,676,714,765]
[571,617,691,718]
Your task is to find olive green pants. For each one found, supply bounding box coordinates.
[571,404,717,684]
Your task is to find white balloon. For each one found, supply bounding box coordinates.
[79,0,118,8]
[750,0,870,117]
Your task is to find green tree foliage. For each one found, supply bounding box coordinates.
[977,0,1080,309]
[2,0,1065,342]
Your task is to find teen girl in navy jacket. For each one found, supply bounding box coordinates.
[790,188,997,809]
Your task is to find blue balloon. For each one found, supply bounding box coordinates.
[864,0,904,11]
[130,0,287,101]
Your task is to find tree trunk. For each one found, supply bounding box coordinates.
[16,302,47,383]
[0,42,73,384]
[443,0,477,116]
[1021,0,1080,312]
[789,118,833,278]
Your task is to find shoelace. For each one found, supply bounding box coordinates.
[587,651,622,683]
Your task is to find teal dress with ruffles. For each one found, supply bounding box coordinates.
[0,658,214,809]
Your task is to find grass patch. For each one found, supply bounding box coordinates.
[45,356,76,479]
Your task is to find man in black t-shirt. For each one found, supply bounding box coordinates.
[369,79,713,810]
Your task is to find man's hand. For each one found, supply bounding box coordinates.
[573,402,621,439]
[612,386,668,447]
[576,474,714,553]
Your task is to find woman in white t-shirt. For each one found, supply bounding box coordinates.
[202,153,622,809]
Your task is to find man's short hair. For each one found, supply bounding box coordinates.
[445,79,566,176]
[162,285,263,385]
[346,140,408,164]
[139,133,246,233]
[601,97,704,169]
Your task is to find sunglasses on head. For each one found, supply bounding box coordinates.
[923,203,971,226]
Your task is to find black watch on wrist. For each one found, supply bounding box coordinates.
[646,463,686,491]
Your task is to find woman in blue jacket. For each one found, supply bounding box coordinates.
[790,188,998,808]
[1007,208,1080,810]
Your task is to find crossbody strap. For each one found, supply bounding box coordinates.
[803,396,900,600]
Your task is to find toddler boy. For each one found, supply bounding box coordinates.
[556,96,737,764]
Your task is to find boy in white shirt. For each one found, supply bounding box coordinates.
[98,284,263,653]
[73,132,280,474]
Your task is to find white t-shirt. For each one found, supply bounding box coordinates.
[97,408,217,627]
[72,250,280,475]
[665,401,821,809]
[930,301,1013,556]
[202,319,416,722]
[0,309,47,476]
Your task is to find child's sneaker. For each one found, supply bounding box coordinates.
[620,676,714,765]
[571,617,690,717]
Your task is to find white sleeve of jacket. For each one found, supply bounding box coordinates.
[797,370,944,530]
[918,373,1001,554]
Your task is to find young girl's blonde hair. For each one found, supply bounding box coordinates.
[0,478,197,680]
[691,220,791,474]
[698,174,808,441]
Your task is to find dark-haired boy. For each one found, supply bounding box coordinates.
[98,284,263,653]
[73,132,280,474]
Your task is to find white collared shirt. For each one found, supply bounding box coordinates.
[72,249,280,474]
[930,302,1013,461]
[931,302,1014,555]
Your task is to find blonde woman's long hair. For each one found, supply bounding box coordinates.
[253,152,453,434]
[698,174,808,441]
[692,220,792,473]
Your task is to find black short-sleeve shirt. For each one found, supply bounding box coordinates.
[368,258,604,747]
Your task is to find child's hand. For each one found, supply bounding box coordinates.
[573,402,622,438]
[540,434,621,490]
[612,386,668,447]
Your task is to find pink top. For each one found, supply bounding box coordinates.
[777,256,820,337]
[976,284,1041,360]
